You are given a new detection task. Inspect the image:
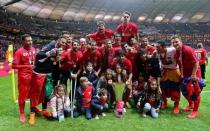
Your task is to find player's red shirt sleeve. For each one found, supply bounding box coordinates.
[87,33,96,40]
[116,24,122,34]
[110,58,117,67]
[12,50,21,69]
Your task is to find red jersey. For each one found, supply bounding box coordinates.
[96,46,103,53]
[136,82,146,92]
[83,49,102,70]
[65,43,72,50]
[146,46,156,56]
[147,98,156,107]
[82,86,93,107]
[113,43,122,53]
[125,50,138,78]
[101,48,117,69]
[12,47,36,74]
[79,47,88,54]
[111,57,132,74]
[99,98,107,105]
[177,45,198,77]
[61,49,83,70]
[116,22,138,44]
[113,43,121,48]
[195,48,207,65]
[87,29,114,47]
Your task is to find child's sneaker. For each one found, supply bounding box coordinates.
[102,113,106,117]
[95,115,99,120]
[42,109,52,118]
[123,108,126,113]
[187,111,198,119]
[142,112,146,118]
[19,113,26,123]
[29,113,35,125]
[173,106,180,115]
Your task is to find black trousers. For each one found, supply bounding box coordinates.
[60,70,71,87]
[52,65,61,86]
[60,70,80,101]
[200,64,206,79]
[106,85,116,108]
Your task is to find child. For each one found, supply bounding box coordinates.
[73,77,94,120]
[48,84,70,122]
[91,88,109,119]
[114,64,127,83]
[97,69,116,108]
[156,41,181,114]
[137,77,162,118]
[132,73,147,106]
[82,62,98,94]
[113,64,132,108]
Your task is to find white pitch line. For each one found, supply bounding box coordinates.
[201,91,210,93]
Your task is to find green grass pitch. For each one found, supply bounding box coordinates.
[0,62,210,131]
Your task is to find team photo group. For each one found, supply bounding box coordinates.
[12,11,207,125]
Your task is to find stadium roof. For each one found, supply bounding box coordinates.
[1,0,210,23]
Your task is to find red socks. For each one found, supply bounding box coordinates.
[19,102,25,114]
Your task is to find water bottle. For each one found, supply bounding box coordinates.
[58,111,65,122]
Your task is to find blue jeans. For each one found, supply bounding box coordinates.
[144,103,159,118]
[93,104,109,115]
[73,107,92,120]
[81,107,92,119]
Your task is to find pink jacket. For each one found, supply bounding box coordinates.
[48,94,70,118]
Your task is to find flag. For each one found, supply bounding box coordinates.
[6,44,16,103]
[6,44,14,64]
